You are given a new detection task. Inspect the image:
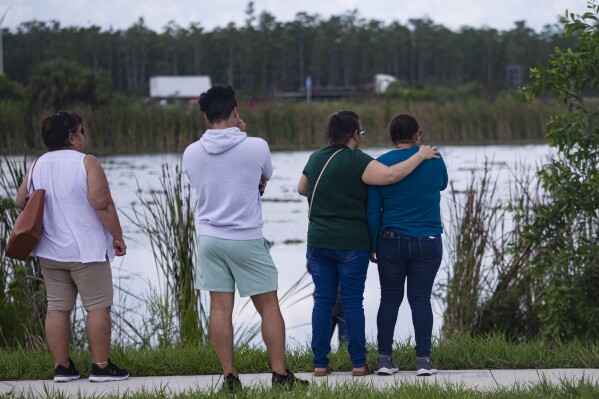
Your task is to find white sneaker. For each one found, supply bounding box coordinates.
[416,358,438,376]
[377,356,399,375]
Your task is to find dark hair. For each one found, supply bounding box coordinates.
[390,114,419,144]
[325,110,360,144]
[41,111,82,151]
[198,85,238,123]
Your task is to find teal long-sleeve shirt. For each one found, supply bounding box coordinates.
[367,146,448,251]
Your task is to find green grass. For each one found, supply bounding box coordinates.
[2,334,599,381]
[7,379,599,399]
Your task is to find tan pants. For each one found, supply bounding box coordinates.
[40,257,113,311]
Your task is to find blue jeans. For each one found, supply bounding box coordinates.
[376,231,442,358]
[307,247,369,368]
[307,263,348,346]
[331,291,348,345]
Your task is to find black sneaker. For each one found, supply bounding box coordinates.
[222,373,243,394]
[89,359,129,382]
[54,358,80,382]
[272,369,309,389]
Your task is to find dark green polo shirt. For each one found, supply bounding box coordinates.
[302,145,374,250]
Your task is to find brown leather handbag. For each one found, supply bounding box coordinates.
[6,159,45,261]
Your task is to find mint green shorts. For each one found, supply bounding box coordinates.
[195,236,278,297]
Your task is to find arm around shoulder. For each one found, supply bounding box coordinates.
[361,145,439,185]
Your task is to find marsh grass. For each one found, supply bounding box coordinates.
[441,160,544,340]
[0,98,559,154]
[0,157,46,349]
[125,163,206,348]
[442,160,502,339]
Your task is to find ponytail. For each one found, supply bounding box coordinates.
[325,110,360,144]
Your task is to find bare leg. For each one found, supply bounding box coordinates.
[46,310,71,368]
[86,306,111,365]
[251,291,286,375]
[210,292,237,376]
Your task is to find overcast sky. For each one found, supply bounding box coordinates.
[0,0,591,32]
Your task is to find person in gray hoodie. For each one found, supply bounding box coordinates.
[182,85,308,392]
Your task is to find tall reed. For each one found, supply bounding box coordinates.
[441,160,543,340]
[0,157,46,348]
[441,161,503,339]
[126,162,207,347]
[475,164,543,338]
[1,97,559,155]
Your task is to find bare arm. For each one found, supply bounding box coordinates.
[84,155,126,256]
[361,145,439,185]
[297,174,308,196]
[15,171,29,210]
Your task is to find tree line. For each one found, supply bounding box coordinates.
[2,3,577,96]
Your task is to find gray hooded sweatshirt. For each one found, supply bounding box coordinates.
[183,127,273,240]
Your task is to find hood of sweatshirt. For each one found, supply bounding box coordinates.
[200,127,247,155]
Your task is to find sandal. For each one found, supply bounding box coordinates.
[352,364,375,377]
[314,366,332,377]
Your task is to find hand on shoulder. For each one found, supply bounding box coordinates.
[418,145,440,160]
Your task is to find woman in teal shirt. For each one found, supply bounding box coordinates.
[367,113,448,377]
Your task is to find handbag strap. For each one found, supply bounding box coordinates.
[28,158,39,193]
[308,148,343,219]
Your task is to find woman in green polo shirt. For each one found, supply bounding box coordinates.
[297,110,438,377]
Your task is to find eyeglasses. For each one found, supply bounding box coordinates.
[358,129,366,138]
[75,127,85,135]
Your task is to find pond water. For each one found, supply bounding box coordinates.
[99,144,553,348]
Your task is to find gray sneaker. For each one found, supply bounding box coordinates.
[377,355,399,376]
[416,358,438,376]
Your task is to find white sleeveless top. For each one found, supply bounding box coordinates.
[29,150,114,263]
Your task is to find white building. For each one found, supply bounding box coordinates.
[373,74,397,93]
[149,76,211,99]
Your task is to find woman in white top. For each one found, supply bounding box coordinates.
[16,111,129,382]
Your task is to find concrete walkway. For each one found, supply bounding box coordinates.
[2,369,599,397]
